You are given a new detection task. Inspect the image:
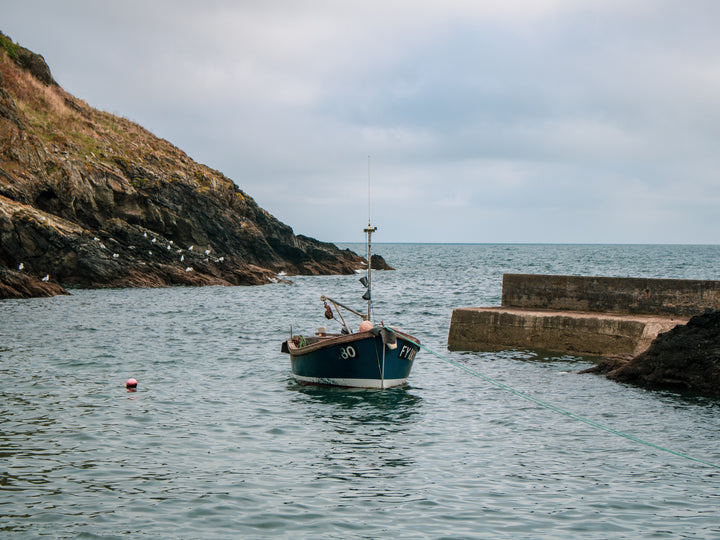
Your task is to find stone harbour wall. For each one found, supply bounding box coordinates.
[447,274,720,356]
[501,274,720,317]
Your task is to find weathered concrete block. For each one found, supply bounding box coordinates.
[447,307,687,356]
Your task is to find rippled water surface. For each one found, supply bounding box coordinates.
[2,244,720,538]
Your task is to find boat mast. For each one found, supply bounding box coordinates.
[363,222,376,320]
[363,156,376,321]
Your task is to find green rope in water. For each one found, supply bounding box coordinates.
[412,338,720,471]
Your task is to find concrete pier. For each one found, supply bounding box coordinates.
[447,274,720,357]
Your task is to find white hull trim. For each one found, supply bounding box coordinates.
[292,374,408,389]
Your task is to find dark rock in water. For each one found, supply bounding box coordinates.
[370,254,393,271]
[0,32,370,298]
[585,311,720,397]
[579,355,631,375]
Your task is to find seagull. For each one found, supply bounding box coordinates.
[185,267,193,272]
[151,237,157,243]
[93,237,100,241]
[180,255,184,262]
[218,257,224,262]
[99,243,106,249]
[113,253,119,258]
[143,232,147,238]
[204,249,210,255]
[148,251,152,256]
[18,262,24,270]
[41,274,49,282]
[188,245,193,251]
[166,245,171,250]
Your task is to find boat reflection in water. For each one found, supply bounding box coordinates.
[290,384,423,485]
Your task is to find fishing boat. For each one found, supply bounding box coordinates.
[281,222,421,389]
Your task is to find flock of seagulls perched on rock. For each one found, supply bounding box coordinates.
[17,262,50,283]
[17,230,231,286]
[17,262,52,284]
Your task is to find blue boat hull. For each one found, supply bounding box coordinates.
[282,329,420,388]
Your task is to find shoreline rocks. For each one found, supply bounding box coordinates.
[581,311,720,398]
[0,266,68,298]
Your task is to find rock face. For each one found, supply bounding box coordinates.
[0,265,68,298]
[370,254,393,270]
[0,31,376,298]
[583,311,720,397]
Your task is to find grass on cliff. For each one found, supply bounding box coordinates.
[0,31,23,63]
[0,40,250,204]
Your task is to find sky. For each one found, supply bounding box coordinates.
[2,1,720,243]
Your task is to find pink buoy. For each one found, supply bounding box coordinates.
[126,378,138,389]
[359,320,373,332]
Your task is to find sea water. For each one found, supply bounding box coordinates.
[1,244,719,539]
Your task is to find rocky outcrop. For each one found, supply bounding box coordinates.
[581,311,720,398]
[370,254,393,270]
[0,265,68,298]
[0,31,55,86]
[0,32,379,298]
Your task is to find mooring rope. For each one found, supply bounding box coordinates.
[406,336,720,471]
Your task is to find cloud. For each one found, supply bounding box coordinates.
[2,0,720,243]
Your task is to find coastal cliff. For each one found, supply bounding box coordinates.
[0,32,368,299]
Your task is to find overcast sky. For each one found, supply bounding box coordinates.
[3,1,720,243]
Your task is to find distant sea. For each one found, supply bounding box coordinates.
[2,244,719,538]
